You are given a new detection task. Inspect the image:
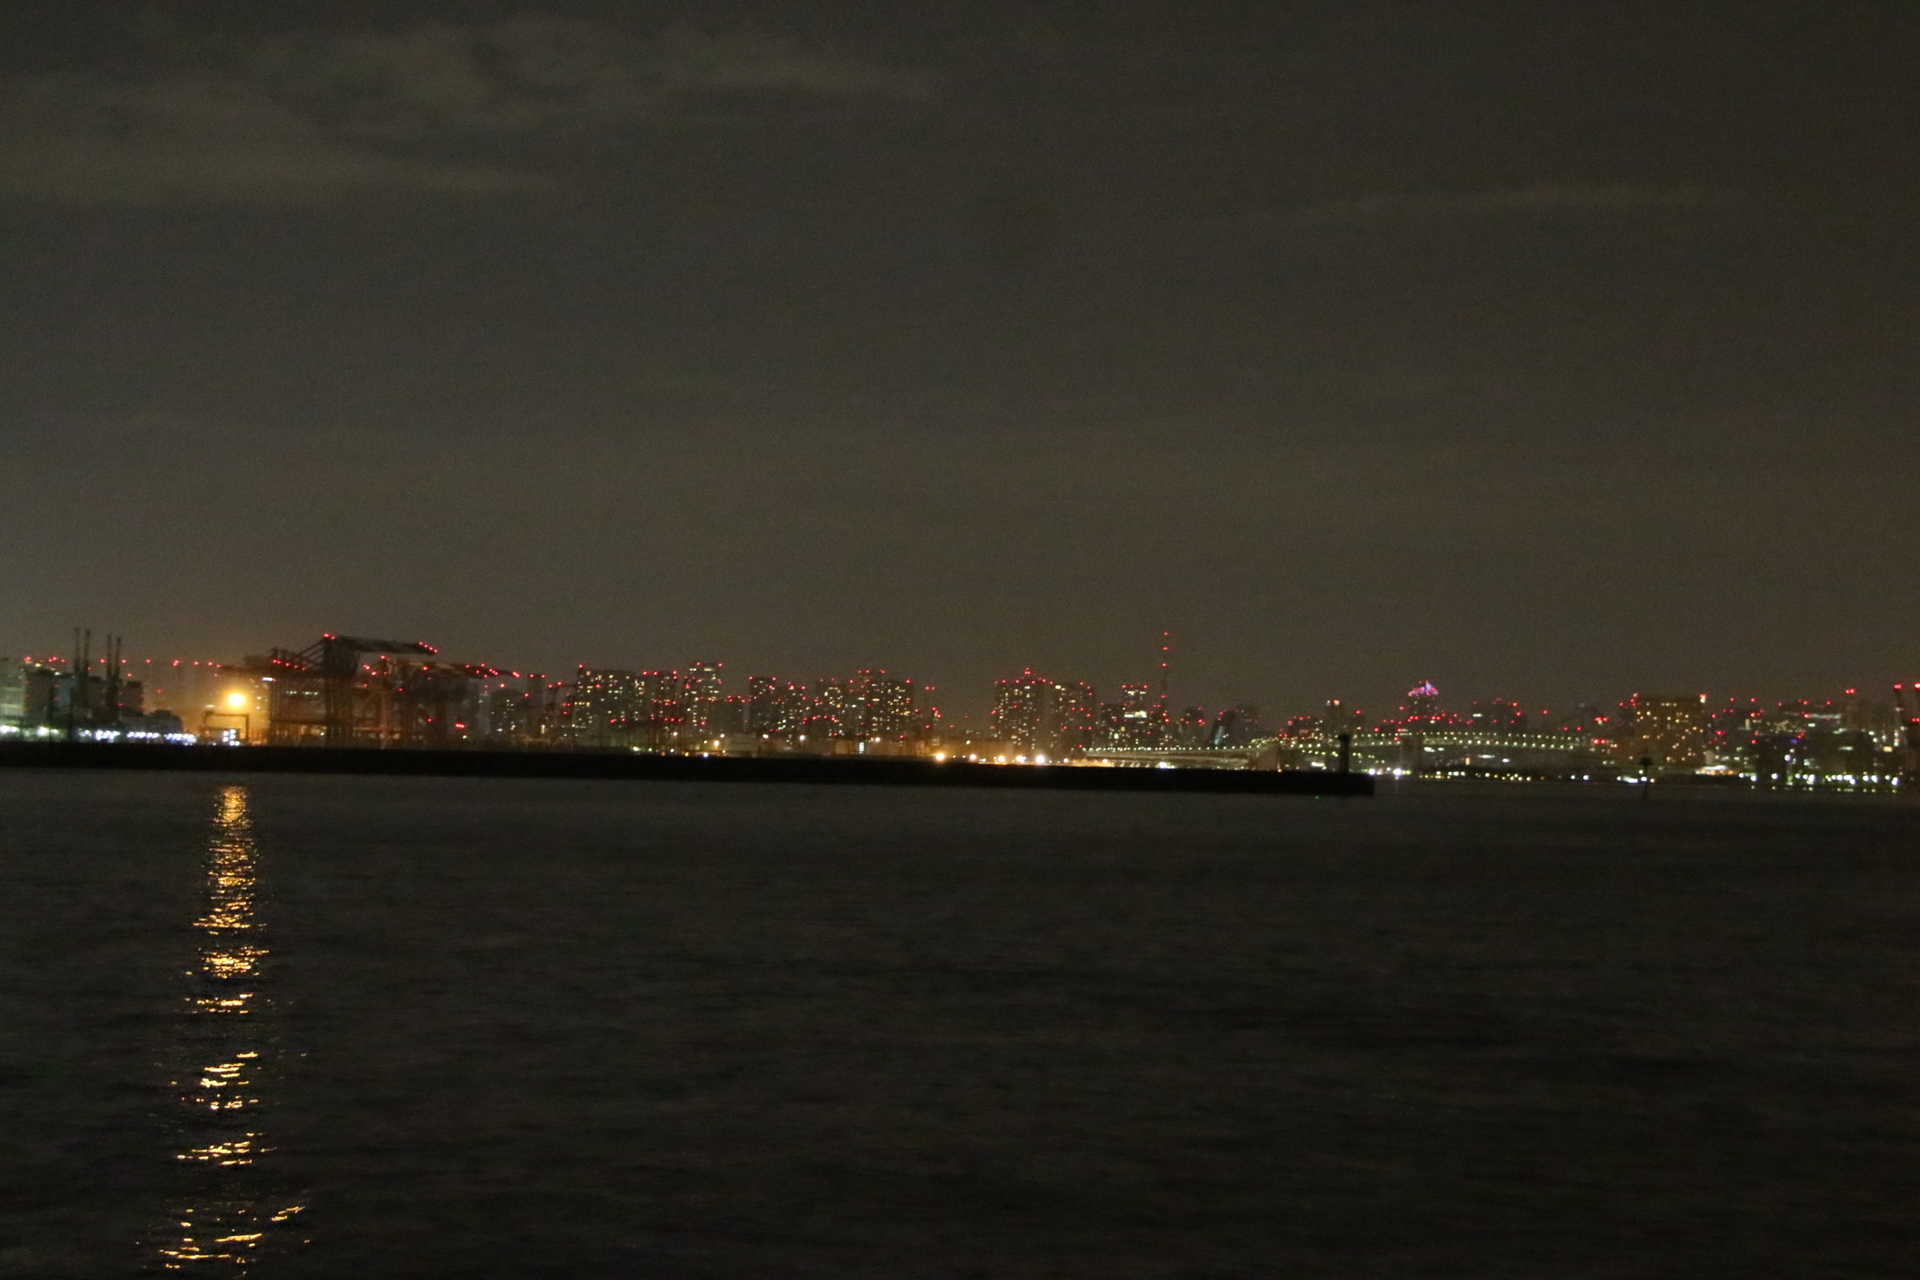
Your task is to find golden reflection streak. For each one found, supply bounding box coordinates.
[152,785,307,1272]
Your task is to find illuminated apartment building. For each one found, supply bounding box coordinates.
[990,670,1095,756]
[1615,693,1707,772]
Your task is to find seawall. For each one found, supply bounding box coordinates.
[0,741,1374,796]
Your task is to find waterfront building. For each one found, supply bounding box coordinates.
[990,669,1094,757]
[0,660,22,727]
[1321,699,1364,738]
[683,660,724,732]
[746,676,807,735]
[1171,706,1212,749]
[846,669,921,739]
[1615,693,1707,773]
[1210,705,1269,748]
[1405,681,1441,723]
[1116,683,1159,746]
[704,695,751,738]
[1469,699,1528,730]
[562,668,648,747]
[632,671,688,746]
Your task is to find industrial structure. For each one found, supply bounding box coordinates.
[0,631,188,741]
[258,635,455,748]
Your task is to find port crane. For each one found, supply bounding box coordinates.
[263,634,437,747]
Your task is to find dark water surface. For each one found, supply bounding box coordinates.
[2,772,1915,1278]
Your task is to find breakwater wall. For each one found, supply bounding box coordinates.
[0,741,1374,797]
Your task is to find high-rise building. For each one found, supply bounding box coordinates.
[990,669,1049,753]
[746,675,807,735]
[1054,682,1096,751]
[0,659,23,727]
[1895,684,1920,779]
[989,670,1097,755]
[563,668,648,747]
[683,660,724,732]
[704,695,751,737]
[1321,699,1364,737]
[1837,688,1897,744]
[1616,693,1707,773]
[478,672,550,745]
[845,669,911,738]
[808,678,855,738]
[1210,705,1269,748]
[1172,706,1211,748]
[911,683,941,738]
[1469,699,1527,730]
[1117,683,1158,746]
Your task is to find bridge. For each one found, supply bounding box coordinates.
[1078,742,1284,771]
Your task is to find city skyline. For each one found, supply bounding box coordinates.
[3,624,1912,733]
[7,626,1914,790]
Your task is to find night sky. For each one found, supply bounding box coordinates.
[2,1,1915,717]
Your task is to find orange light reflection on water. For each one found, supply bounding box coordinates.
[151,785,306,1272]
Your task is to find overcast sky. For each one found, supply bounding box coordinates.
[1,1,1915,717]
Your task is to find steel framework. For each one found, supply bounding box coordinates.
[263,635,437,747]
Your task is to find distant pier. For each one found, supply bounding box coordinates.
[0,741,1374,796]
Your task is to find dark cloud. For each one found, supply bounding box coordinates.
[1290,182,1743,225]
[248,18,941,141]
[0,71,533,203]
[0,15,941,205]
[3,2,1916,709]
